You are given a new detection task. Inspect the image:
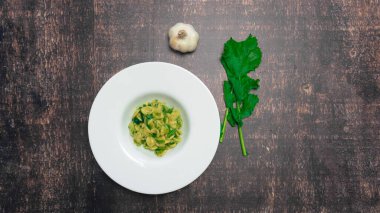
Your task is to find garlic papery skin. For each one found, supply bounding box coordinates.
[168,23,199,53]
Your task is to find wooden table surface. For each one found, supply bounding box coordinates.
[1,0,379,212]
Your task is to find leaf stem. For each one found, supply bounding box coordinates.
[238,125,247,156]
[219,108,229,143]
[236,101,248,156]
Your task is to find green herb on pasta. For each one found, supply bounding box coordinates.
[128,100,183,156]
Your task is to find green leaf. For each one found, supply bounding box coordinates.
[167,129,177,137]
[223,81,235,108]
[227,110,237,127]
[221,34,262,78]
[156,139,165,144]
[163,106,173,114]
[156,137,165,143]
[232,106,243,126]
[228,77,259,102]
[221,57,232,78]
[146,114,153,120]
[166,142,175,146]
[244,76,260,90]
[223,77,259,126]
[221,35,261,102]
[240,94,259,119]
[155,148,166,156]
[132,117,142,124]
[220,34,262,156]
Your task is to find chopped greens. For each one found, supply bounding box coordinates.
[128,100,183,156]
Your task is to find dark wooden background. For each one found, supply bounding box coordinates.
[1,0,379,212]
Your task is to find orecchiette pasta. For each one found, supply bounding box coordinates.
[128,100,183,156]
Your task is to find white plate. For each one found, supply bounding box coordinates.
[88,62,220,194]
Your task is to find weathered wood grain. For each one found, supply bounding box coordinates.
[1,0,379,212]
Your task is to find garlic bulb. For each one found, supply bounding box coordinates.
[168,23,199,53]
